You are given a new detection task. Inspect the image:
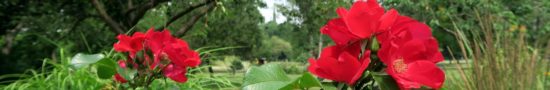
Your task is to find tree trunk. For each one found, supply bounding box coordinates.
[2,23,22,55]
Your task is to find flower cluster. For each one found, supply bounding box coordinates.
[308,0,444,89]
[112,28,201,84]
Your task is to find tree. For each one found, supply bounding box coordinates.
[276,0,352,60]
[0,0,104,75]
[185,0,266,60]
[90,0,217,36]
[0,0,219,76]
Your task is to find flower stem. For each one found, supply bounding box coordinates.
[337,83,347,90]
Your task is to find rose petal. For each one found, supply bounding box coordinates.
[322,18,359,45]
[339,52,362,85]
[114,73,128,83]
[345,1,375,38]
[403,61,445,89]
[308,58,336,81]
[378,9,399,32]
[114,35,133,52]
[350,51,371,85]
[336,7,348,17]
[163,64,188,83]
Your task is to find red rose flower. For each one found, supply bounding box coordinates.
[386,58,445,89]
[112,28,201,83]
[143,29,174,69]
[162,64,188,82]
[307,43,370,85]
[376,17,445,89]
[375,16,415,44]
[162,39,201,68]
[321,18,360,46]
[376,17,443,64]
[154,39,199,83]
[142,28,201,83]
[324,0,399,40]
[316,0,446,89]
[113,32,146,58]
[381,39,445,89]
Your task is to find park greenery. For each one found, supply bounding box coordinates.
[1,0,549,89]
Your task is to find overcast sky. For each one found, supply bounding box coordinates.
[258,0,289,24]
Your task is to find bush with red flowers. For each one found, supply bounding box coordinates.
[112,28,201,88]
[107,1,445,90]
[307,0,445,89]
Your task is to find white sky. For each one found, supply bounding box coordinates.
[258,0,289,24]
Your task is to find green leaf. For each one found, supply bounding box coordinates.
[242,63,291,90]
[243,81,289,90]
[70,53,105,69]
[281,72,323,90]
[372,72,400,90]
[242,64,324,90]
[95,58,116,79]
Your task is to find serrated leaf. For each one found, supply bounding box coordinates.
[70,53,105,69]
[95,58,116,79]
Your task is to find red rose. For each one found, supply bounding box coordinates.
[162,64,188,83]
[142,28,201,83]
[143,29,174,69]
[313,0,446,89]
[324,0,399,40]
[113,32,145,58]
[162,39,201,68]
[386,58,445,89]
[307,44,370,85]
[376,16,445,89]
[112,28,201,83]
[380,38,445,89]
[376,17,443,65]
[321,18,360,46]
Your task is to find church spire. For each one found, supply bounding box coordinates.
[272,8,277,23]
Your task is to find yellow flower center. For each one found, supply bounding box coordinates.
[392,58,407,74]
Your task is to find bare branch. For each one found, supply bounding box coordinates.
[127,0,134,9]
[174,1,216,37]
[127,0,170,26]
[91,0,125,33]
[57,17,87,40]
[2,23,23,55]
[164,0,215,27]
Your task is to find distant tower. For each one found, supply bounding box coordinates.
[272,8,277,23]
